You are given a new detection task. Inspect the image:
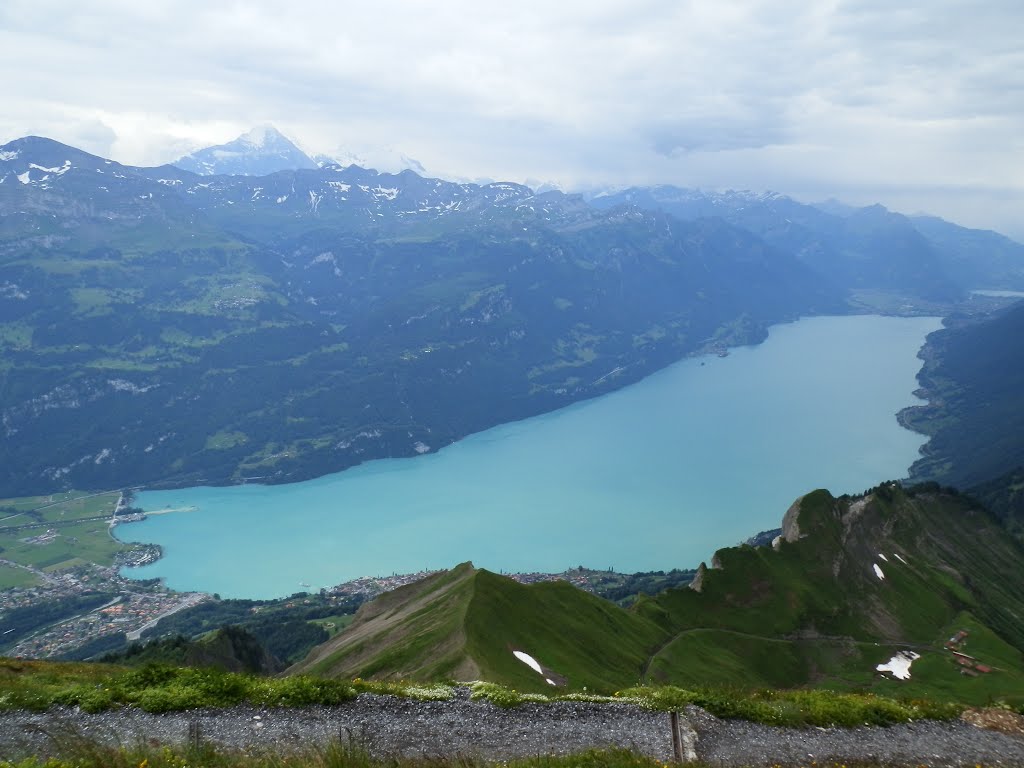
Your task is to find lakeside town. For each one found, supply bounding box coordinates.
[1,489,689,660]
[0,559,625,659]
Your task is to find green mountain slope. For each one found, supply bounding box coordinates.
[971,466,1024,543]
[644,486,1024,699]
[294,486,1024,706]
[290,564,665,691]
[293,564,480,682]
[101,625,283,674]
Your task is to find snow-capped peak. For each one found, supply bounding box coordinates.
[173,126,317,176]
[241,124,279,149]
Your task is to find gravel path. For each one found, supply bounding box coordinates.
[1,691,1023,766]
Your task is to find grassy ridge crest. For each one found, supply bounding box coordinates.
[289,485,1024,707]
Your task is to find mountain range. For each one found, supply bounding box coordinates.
[590,185,1024,299]
[1,133,1022,497]
[4,130,1024,721]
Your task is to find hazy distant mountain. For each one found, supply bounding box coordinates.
[909,214,1024,290]
[812,198,858,217]
[313,149,426,176]
[590,185,1024,300]
[173,125,317,176]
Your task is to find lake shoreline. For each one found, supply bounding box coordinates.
[118,314,943,600]
[112,306,954,498]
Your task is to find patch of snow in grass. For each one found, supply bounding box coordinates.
[873,563,885,580]
[894,553,908,564]
[513,650,543,675]
[878,553,889,562]
[876,651,920,680]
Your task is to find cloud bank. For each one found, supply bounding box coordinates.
[1,0,1021,236]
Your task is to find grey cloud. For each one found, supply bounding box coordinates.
[649,116,791,155]
[63,119,118,158]
[0,0,1020,238]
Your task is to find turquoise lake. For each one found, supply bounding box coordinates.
[120,314,943,599]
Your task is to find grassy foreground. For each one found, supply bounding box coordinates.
[0,658,967,728]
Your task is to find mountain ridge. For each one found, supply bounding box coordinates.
[591,184,1024,297]
[290,484,1024,706]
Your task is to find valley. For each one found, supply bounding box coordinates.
[5,3,1024,763]
[3,133,1024,751]
[114,313,938,598]
[8,135,1021,501]
[0,136,850,498]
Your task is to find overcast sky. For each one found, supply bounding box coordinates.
[1,1,1021,237]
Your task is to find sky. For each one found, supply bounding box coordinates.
[1,0,1022,238]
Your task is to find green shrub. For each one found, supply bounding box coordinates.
[119,662,181,689]
[190,669,252,707]
[77,688,116,714]
[469,681,550,707]
[251,675,356,708]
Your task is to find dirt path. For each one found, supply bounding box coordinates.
[1,693,1022,766]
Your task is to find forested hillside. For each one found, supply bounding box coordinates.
[3,136,1023,496]
[903,301,1024,487]
[0,138,843,495]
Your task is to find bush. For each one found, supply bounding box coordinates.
[250,676,356,708]
[136,686,198,713]
[469,681,549,708]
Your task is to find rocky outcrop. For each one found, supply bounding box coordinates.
[781,495,805,543]
[689,562,708,592]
